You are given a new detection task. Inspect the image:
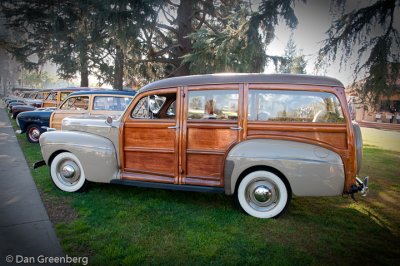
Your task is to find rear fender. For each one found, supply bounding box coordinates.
[224,139,345,197]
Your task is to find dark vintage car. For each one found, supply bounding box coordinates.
[17,90,136,143]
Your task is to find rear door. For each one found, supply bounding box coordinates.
[181,85,243,187]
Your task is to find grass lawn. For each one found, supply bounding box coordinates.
[10,118,400,265]
[361,127,400,152]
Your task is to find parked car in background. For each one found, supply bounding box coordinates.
[10,89,52,118]
[36,73,368,219]
[5,91,35,106]
[41,87,96,108]
[17,90,135,143]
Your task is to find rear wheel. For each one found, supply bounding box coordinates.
[26,124,43,143]
[50,152,88,192]
[236,170,290,218]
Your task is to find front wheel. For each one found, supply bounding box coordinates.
[50,152,88,192]
[236,170,291,218]
[26,124,43,143]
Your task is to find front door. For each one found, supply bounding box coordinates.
[50,95,89,129]
[181,85,243,187]
[121,88,180,184]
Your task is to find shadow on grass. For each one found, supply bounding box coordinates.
[51,182,399,265]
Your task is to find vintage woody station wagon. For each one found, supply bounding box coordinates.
[36,74,368,218]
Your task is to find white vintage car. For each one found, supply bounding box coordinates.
[35,74,368,218]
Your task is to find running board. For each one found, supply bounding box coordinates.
[110,179,225,194]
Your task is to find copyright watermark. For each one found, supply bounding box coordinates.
[4,254,88,265]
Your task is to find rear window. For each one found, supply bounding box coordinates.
[188,90,239,120]
[248,90,345,123]
[93,96,132,111]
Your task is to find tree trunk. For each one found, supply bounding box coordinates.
[79,47,89,87]
[174,0,193,77]
[113,45,124,90]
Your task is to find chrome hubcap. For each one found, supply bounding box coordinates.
[29,128,40,140]
[61,165,75,179]
[254,185,272,202]
[57,160,80,185]
[246,179,280,211]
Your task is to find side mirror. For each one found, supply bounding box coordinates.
[105,116,113,126]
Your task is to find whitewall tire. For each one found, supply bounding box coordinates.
[237,170,290,218]
[50,152,87,192]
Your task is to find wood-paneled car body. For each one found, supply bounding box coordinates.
[41,87,96,108]
[37,74,368,218]
[17,90,135,143]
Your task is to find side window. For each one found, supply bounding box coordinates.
[93,96,132,111]
[188,90,238,120]
[131,93,175,119]
[60,96,89,110]
[60,92,69,101]
[35,92,44,99]
[46,92,57,101]
[248,90,345,123]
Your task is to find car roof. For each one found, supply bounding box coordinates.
[49,87,102,92]
[139,73,344,93]
[68,90,136,97]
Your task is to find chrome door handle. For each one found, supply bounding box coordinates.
[230,126,243,131]
[168,126,179,129]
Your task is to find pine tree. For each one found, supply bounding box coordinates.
[317,0,400,105]
[279,35,307,74]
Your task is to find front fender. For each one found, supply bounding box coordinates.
[17,110,52,133]
[39,131,119,183]
[224,139,345,197]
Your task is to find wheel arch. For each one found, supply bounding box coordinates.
[224,139,345,196]
[48,149,70,166]
[234,165,292,197]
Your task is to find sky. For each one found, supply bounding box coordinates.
[264,0,372,86]
[43,0,379,88]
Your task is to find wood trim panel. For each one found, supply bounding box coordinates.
[187,127,237,150]
[186,152,224,178]
[123,150,175,176]
[124,147,174,153]
[186,121,238,127]
[186,149,225,155]
[247,122,347,133]
[124,121,176,127]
